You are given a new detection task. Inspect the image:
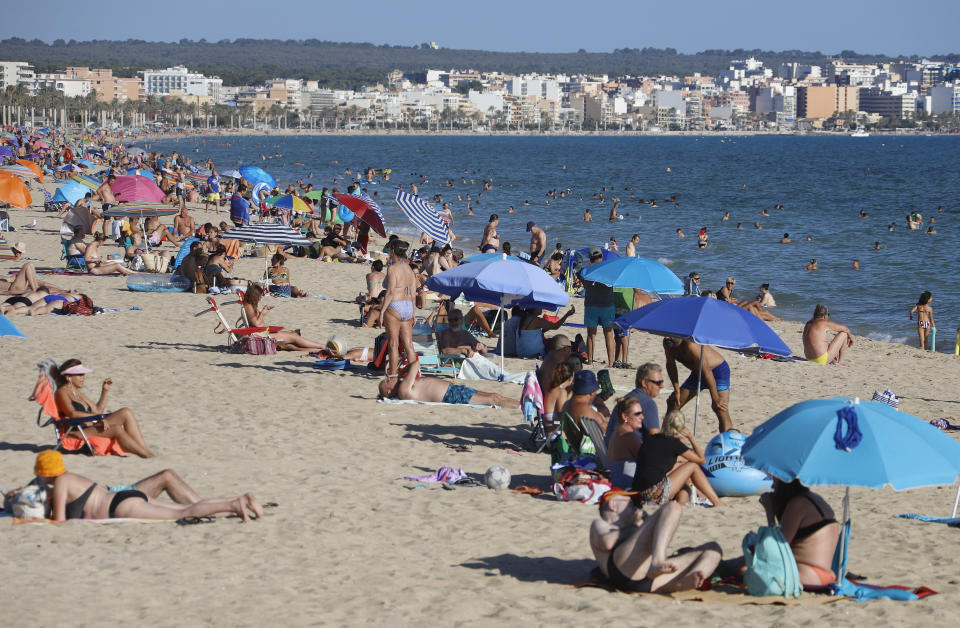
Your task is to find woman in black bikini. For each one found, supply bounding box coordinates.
[759,478,839,587]
[52,359,156,458]
[33,450,263,522]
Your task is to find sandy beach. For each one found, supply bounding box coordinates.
[2,179,959,626]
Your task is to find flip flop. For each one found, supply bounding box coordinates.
[511,485,543,496]
[176,515,215,526]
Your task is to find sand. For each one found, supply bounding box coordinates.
[2,179,959,626]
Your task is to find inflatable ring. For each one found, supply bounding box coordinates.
[702,431,772,497]
[338,206,355,222]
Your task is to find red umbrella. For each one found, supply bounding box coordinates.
[332,193,386,237]
[111,175,166,203]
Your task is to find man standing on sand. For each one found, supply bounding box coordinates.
[802,304,853,365]
[96,173,117,214]
[527,221,546,264]
[625,234,640,257]
[581,248,616,367]
[663,337,732,433]
[204,169,220,212]
[480,213,500,252]
[590,492,722,593]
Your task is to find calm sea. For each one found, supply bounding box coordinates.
[149,134,959,349]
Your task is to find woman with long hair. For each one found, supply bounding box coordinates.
[241,284,326,351]
[908,291,934,350]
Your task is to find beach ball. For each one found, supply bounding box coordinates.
[484,465,511,490]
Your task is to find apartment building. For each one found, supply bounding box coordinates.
[63,67,141,102]
[0,61,35,90]
[858,88,917,118]
[142,66,223,104]
[796,85,859,118]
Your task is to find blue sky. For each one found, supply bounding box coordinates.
[3,0,957,57]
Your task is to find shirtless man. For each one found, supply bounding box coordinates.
[805,258,818,270]
[378,358,518,407]
[625,234,639,257]
[590,492,721,593]
[173,206,196,240]
[527,221,546,264]
[480,213,500,252]
[663,337,732,433]
[96,173,118,214]
[562,370,610,433]
[802,304,853,365]
[438,309,488,357]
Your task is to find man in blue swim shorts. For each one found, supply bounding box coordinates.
[580,248,616,367]
[378,358,519,408]
[662,337,733,432]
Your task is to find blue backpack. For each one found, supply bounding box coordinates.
[742,526,802,598]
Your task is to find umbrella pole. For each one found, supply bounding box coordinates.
[838,486,850,584]
[952,482,960,518]
[499,306,505,382]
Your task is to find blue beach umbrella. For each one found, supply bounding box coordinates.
[614,297,791,434]
[53,181,88,205]
[426,257,570,377]
[742,397,960,585]
[238,165,276,189]
[0,313,26,339]
[126,168,156,181]
[580,256,684,295]
[575,247,619,262]
[460,252,523,263]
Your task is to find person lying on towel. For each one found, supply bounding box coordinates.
[377,358,519,408]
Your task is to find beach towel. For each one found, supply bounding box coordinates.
[894,513,960,527]
[456,353,525,384]
[377,398,499,409]
[403,466,465,483]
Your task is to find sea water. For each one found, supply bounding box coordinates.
[150,134,959,347]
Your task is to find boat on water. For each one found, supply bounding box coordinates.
[850,130,870,137]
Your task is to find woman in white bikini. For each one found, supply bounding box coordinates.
[379,240,418,377]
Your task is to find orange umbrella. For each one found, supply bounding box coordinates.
[0,172,32,208]
[15,159,43,181]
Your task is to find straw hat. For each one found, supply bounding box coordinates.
[326,335,347,356]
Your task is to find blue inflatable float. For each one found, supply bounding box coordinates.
[126,274,191,293]
[702,431,772,497]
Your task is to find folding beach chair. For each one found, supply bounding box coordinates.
[61,239,88,272]
[580,417,611,474]
[0,210,10,232]
[195,295,283,349]
[42,187,66,213]
[520,370,550,452]
[30,359,124,456]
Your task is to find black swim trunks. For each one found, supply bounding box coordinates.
[606,554,653,593]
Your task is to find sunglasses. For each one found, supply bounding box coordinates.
[646,379,665,386]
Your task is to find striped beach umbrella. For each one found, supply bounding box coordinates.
[394,189,451,245]
[102,204,180,218]
[220,222,312,246]
[71,174,101,190]
[0,164,40,180]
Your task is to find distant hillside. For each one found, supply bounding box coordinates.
[1,38,957,89]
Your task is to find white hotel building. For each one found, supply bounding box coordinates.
[142,66,223,104]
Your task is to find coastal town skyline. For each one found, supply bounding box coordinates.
[3,0,959,58]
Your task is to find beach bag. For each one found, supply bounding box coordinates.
[193,266,208,294]
[871,389,900,410]
[552,468,611,504]
[269,284,293,297]
[235,334,278,355]
[4,478,48,519]
[141,253,169,274]
[742,526,802,598]
[62,294,95,316]
[131,254,145,272]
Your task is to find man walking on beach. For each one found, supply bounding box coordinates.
[581,248,616,367]
[527,221,546,264]
[802,304,853,365]
[663,337,732,433]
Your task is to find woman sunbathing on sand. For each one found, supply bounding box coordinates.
[0,262,63,295]
[32,450,262,523]
[242,284,326,351]
[53,359,156,458]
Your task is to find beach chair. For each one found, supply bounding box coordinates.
[42,187,66,213]
[580,417,611,473]
[60,239,88,272]
[30,360,124,456]
[196,295,282,349]
[0,210,9,232]
[520,370,551,452]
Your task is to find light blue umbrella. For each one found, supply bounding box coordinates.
[238,165,276,189]
[53,181,88,205]
[614,297,791,434]
[126,167,156,181]
[0,313,25,339]
[460,252,523,263]
[742,397,960,584]
[425,257,570,377]
[580,256,684,295]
